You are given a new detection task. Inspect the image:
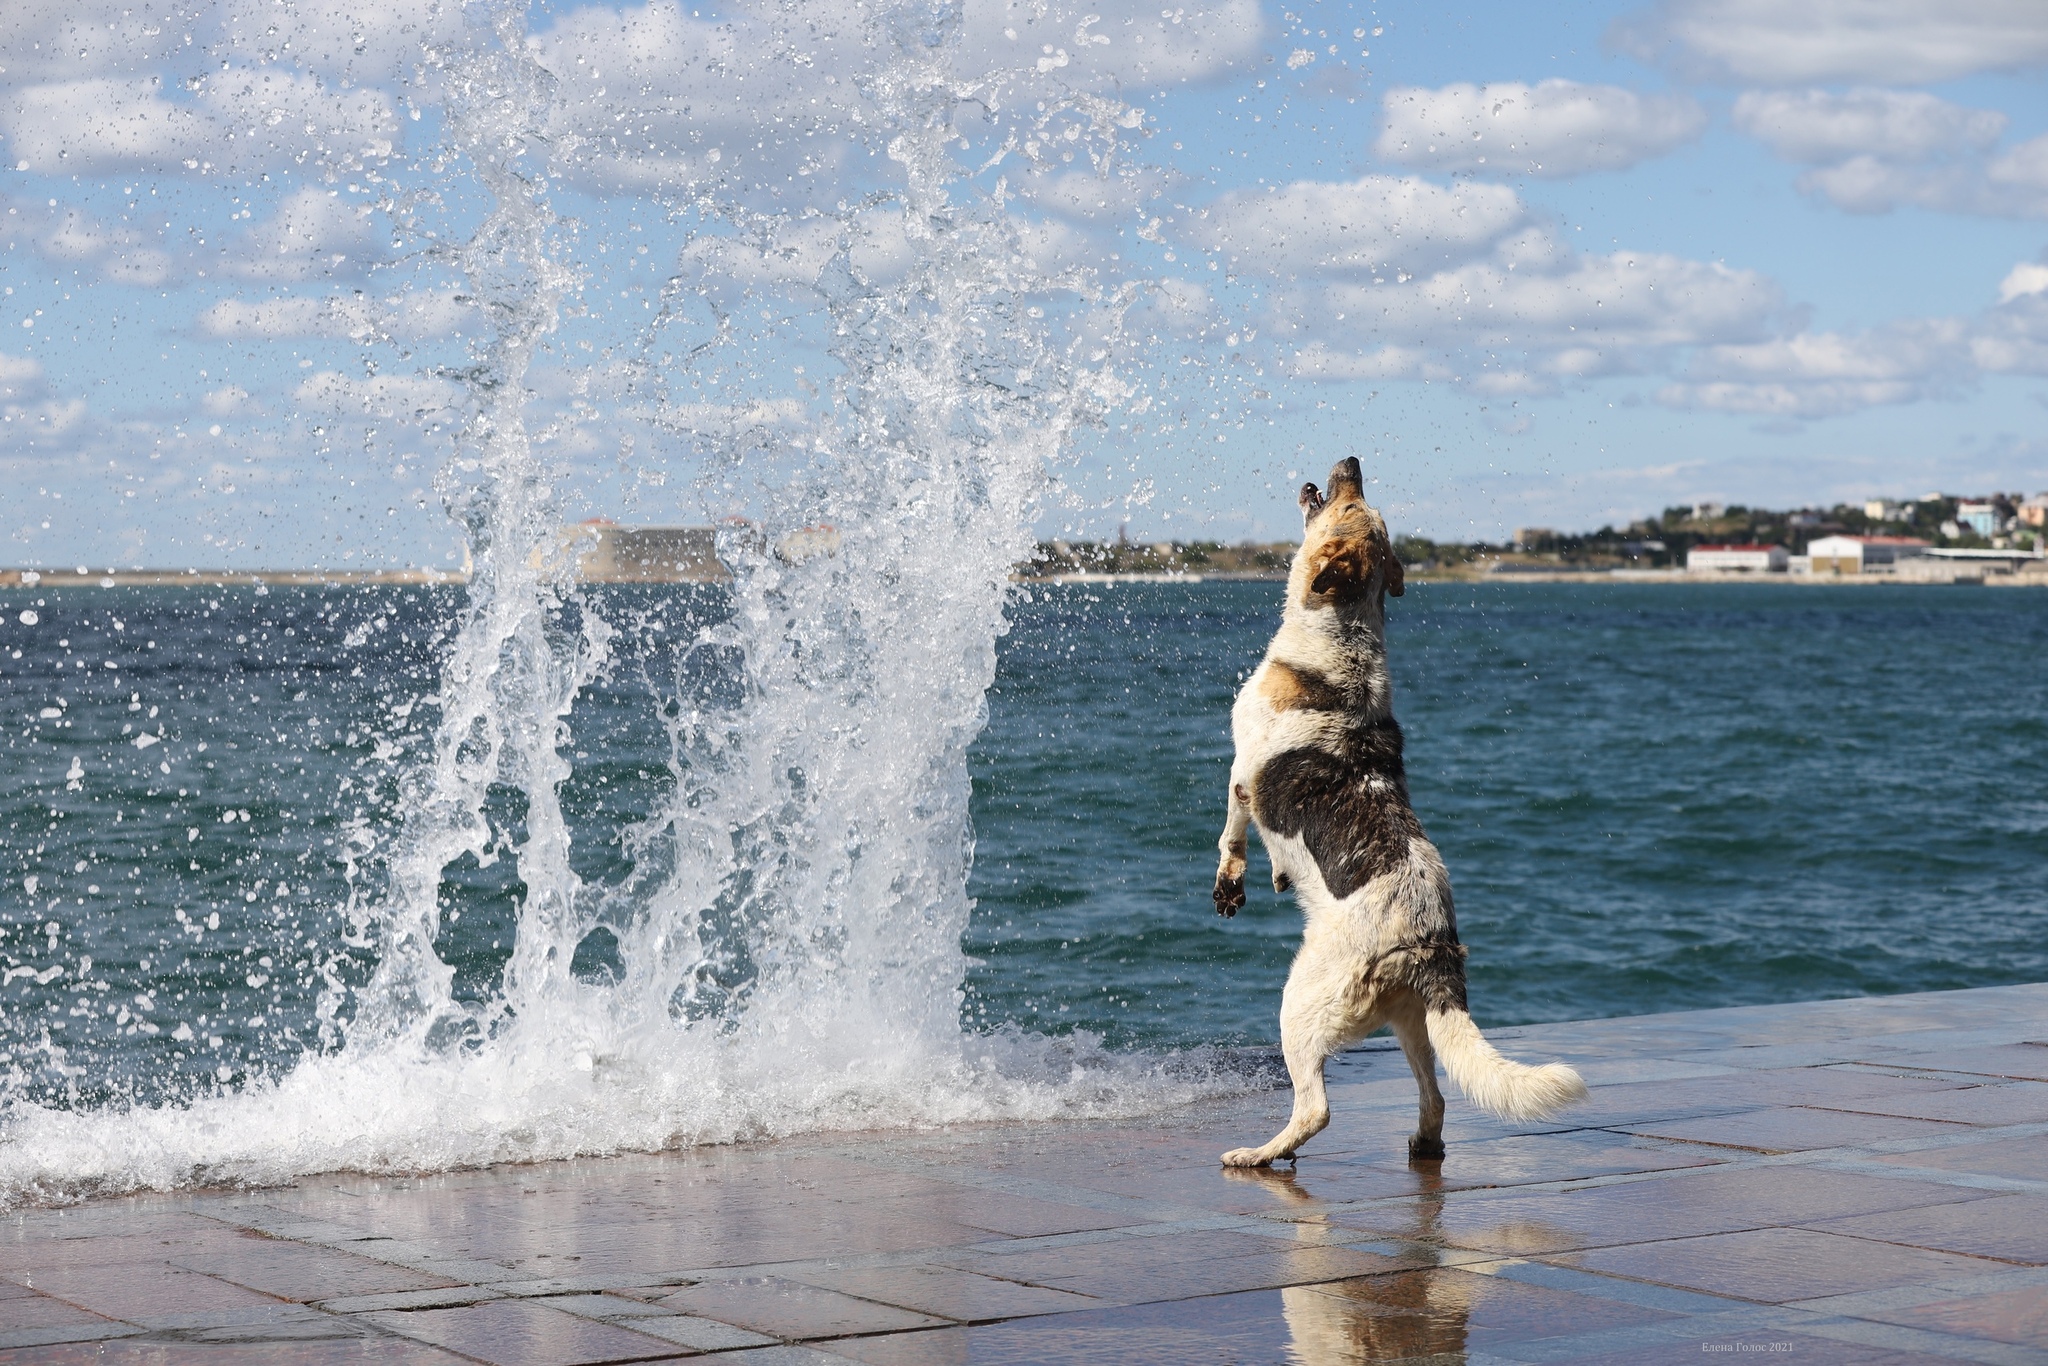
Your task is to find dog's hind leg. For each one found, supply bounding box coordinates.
[1222,946,1352,1167]
[1388,993,1446,1161]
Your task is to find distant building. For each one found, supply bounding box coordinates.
[1807,535,1931,574]
[1692,501,1725,521]
[2021,497,2048,529]
[566,522,727,583]
[1787,511,1823,529]
[1513,527,1556,551]
[1956,501,2000,536]
[1864,500,1905,522]
[1687,543,1788,573]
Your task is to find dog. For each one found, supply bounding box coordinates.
[1213,457,1586,1166]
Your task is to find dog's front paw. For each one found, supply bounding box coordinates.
[1213,875,1246,918]
[1272,870,1292,893]
[1220,1146,1271,1168]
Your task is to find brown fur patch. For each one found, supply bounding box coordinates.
[1259,661,1349,712]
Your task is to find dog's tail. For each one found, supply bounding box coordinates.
[1425,1008,1587,1121]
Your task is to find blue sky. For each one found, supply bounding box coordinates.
[2,0,2045,565]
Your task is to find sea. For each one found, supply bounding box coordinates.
[5,578,2045,1169]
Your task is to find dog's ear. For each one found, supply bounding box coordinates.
[1376,525,1406,598]
[1308,540,1365,598]
[1298,483,1324,521]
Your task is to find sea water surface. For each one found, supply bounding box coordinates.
[4,578,2044,1117]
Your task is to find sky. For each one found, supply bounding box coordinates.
[1,0,2045,565]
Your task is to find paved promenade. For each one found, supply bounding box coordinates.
[3,984,2046,1363]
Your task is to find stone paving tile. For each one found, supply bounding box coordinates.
[0,1296,115,1335]
[788,1263,1101,1320]
[1859,1283,2048,1348]
[1874,1135,2048,1183]
[940,1191,1131,1239]
[0,1344,473,1364]
[825,1267,1689,1365]
[1417,1165,1993,1256]
[1614,1105,1975,1153]
[357,1299,691,1364]
[1558,1327,1966,1364]
[1526,1067,1973,1132]
[1555,1227,2007,1303]
[1803,1194,2048,1265]
[2,1262,285,1324]
[653,1275,951,1339]
[1810,1081,2048,1128]
[1870,1043,2048,1081]
[0,1224,258,1277]
[165,1231,459,1303]
[1386,1129,1729,1186]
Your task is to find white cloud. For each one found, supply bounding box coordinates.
[1659,319,1971,416]
[195,68,400,171]
[1017,166,1180,220]
[1972,287,2048,375]
[0,77,213,174]
[960,0,1266,90]
[0,0,190,84]
[198,295,374,341]
[528,0,1251,199]
[294,370,462,421]
[1142,277,1216,335]
[4,197,173,286]
[1202,171,1781,393]
[0,67,398,177]
[1612,0,2048,84]
[1732,89,2005,164]
[223,188,383,281]
[216,0,466,87]
[1733,90,2045,216]
[1990,134,2048,195]
[1193,175,1528,278]
[0,353,46,400]
[195,289,473,342]
[201,385,257,416]
[1377,80,1706,178]
[1999,261,2048,304]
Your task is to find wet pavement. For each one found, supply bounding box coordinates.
[3,983,2047,1363]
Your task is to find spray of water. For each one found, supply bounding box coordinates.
[0,1,1254,1204]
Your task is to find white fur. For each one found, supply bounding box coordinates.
[1216,486,1585,1166]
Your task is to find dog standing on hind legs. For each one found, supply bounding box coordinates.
[1213,457,1586,1167]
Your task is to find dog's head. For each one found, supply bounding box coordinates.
[1294,457,1404,609]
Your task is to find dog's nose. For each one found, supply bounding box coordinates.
[1326,457,1364,498]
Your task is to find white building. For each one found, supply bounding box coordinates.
[1956,501,2001,536]
[1864,499,1907,522]
[1687,543,1788,573]
[1807,535,1931,574]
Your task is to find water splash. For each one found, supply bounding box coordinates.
[0,0,1256,1205]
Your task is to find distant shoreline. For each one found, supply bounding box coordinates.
[9,566,2043,589]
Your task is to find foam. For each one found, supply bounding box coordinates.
[0,2,1208,1209]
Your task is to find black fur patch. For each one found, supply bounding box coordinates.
[1251,718,1423,899]
[1381,941,1469,1014]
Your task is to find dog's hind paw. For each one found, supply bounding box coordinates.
[1407,1134,1446,1162]
[1220,1146,1272,1167]
[1213,875,1246,918]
